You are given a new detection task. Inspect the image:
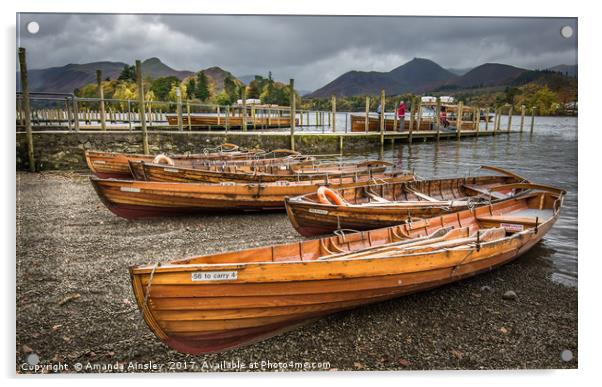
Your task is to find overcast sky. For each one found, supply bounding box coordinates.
[17,13,577,91]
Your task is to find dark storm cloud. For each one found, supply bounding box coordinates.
[17,13,577,91]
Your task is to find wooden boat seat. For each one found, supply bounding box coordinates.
[462,184,508,200]
[476,214,544,227]
[365,189,390,203]
[405,188,440,202]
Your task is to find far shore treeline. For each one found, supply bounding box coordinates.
[73,63,577,116]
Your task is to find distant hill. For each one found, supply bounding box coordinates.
[17,58,193,94]
[446,67,473,76]
[307,58,457,98]
[548,64,577,78]
[188,66,241,94]
[449,63,528,88]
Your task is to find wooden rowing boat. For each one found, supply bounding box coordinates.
[84,148,288,179]
[285,166,529,236]
[129,184,564,354]
[127,153,316,180]
[166,114,299,129]
[129,160,394,183]
[90,171,415,219]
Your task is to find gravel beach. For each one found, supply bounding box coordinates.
[16,171,577,373]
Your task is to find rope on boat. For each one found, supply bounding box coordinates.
[143,262,159,310]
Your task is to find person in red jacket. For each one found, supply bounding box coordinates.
[440,106,449,128]
[397,101,406,130]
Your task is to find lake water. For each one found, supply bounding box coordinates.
[321,115,577,287]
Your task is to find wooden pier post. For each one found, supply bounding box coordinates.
[456,101,464,140]
[519,105,525,132]
[242,88,248,132]
[289,79,296,150]
[135,60,149,154]
[416,98,423,133]
[435,97,441,142]
[96,70,106,131]
[225,106,230,133]
[176,87,183,131]
[475,106,481,137]
[18,47,35,172]
[72,96,80,131]
[530,106,536,134]
[484,107,490,131]
[393,99,398,131]
[331,95,337,132]
[127,100,132,131]
[506,105,513,133]
[365,96,370,132]
[408,97,415,144]
[186,100,192,131]
[379,89,385,146]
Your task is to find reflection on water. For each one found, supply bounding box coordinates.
[337,116,578,287]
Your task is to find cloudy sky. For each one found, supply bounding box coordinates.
[17,13,577,91]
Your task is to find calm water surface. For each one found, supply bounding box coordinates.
[327,116,577,287]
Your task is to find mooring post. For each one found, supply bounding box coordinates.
[416,98,423,132]
[186,100,192,131]
[127,100,132,131]
[72,96,80,132]
[18,47,35,172]
[242,88,248,132]
[225,105,230,133]
[393,99,398,131]
[408,97,415,144]
[175,87,183,131]
[331,95,337,132]
[364,96,370,133]
[435,97,441,142]
[484,107,489,131]
[519,105,526,132]
[147,99,153,128]
[289,79,296,151]
[475,106,481,137]
[135,60,149,154]
[379,89,385,146]
[507,105,513,133]
[530,106,536,134]
[96,70,106,131]
[456,101,463,140]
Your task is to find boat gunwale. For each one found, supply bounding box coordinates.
[129,190,564,275]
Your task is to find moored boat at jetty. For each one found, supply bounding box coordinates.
[285,166,530,236]
[90,171,415,219]
[128,185,564,354]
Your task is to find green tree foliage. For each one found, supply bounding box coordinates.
[223,75,240,104]
[195,71,210,101]
[150,76,180,101]
[187,78,197,99]
[118,65,136,82]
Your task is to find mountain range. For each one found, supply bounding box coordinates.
[307,58,577,98]
[17,58,193,94]
[17,56,577,98]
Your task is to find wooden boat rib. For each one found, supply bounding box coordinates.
[90,172,415,219]
[285,165,528,236]
[129,185,564,354]
[85,148,271,179]
[129,160,394,183]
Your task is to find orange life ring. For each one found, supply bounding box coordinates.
[152,154,175,166]
[317,186,346,206]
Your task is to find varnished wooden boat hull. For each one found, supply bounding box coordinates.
[129,188,564,354]
[90,173,415,219]
[285,173,523,236]
[132,161,390,183]
[349,115,476,132]
[166,115,298,129]
[85,150,262,179]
